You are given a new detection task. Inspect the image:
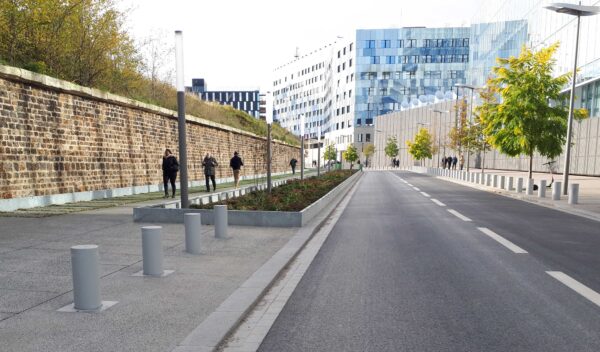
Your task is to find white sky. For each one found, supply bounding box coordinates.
[119,0,484,92]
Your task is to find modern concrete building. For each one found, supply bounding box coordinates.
[187,79,261,118]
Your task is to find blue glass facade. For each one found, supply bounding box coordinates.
[354,28,470,126]
[187,79,261,118]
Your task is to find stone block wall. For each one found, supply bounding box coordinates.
[0,65,299,202]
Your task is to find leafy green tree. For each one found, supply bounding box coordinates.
[363,144,375,167]
[323,144,337,171]
[406,128,433,165]
[448,99,469,153]
[484,43,588,179]
[384,136,399,165]
[343,144,359,169]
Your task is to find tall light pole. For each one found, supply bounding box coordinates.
[317,125,321,176]
[432,110,449,167]
[545,2,599,195]
[175,31,189,208]
[455,84,478,172]
[265,91,273,193]
[300,114,305,180]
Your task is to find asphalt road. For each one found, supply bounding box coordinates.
[258,171,600,352]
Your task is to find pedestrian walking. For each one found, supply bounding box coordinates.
[162,149,179,198]
[229,151,243,188]
[202,153,218,192]
[459,154,465,170]
[441,156,447,169]
[452,156,458,169]
[290,158,298,174]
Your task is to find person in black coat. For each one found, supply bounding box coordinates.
[229,151,244,188]
[162,149,179,198]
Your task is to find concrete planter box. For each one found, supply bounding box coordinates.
[133,171,362,227]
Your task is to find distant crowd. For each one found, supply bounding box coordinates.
[441,155,464,170]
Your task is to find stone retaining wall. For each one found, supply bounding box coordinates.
[0,65,298,207]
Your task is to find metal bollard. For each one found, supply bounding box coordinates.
[526,179,534,195]
[476,173,480,184]
[552,181,562,201]
[71,245,102,311]
[568,184,579,204]
[214,205,228,239]
[485,174,491,186]
[507,177,514,191]
[184,213,202,254]
[500,175,505,189]
[142,226,163,276]
[516,177,523,193]
[538,180,547,198]
[493,175,498,188]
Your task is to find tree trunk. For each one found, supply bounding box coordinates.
[528,151,534,180]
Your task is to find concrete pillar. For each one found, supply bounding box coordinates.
[568,184,579,204]
[493,175,498,188]
[552,181,562,201]
[516,177,523,193]
[142,226,164,276]
[539,180,547,198]
[526,179,534,195]
[500,175,505,189]
[71,245,102,311]
[184,213,202,254]
[507,177,514,191]
[214,205,228,239]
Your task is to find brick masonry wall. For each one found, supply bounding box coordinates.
[0,66,299,200]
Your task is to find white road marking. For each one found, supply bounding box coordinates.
[420,192,431,197]
[546,271,600,308]
[477,227,528,254]
[413,187,420,191]
[431,199,446,207]
[447,209,472,222]
[407,183,413,186]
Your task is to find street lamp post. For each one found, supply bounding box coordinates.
[174,31,189,208]
[455,84,479,172]
[265,91,273,193]
[431,110,449,167]
[317,126,321,176]
[300,114,305,180]
[545,2,600,195]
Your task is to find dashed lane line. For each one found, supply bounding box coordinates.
[447,209,472,222]
[477,227,528,254]
[431,199,446,207]
[420,192,431,198]
[547,271,600,308]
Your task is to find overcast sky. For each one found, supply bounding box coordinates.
[119,0,484,92]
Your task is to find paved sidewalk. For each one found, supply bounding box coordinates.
[434,167,600,221]
[0,202,296,352]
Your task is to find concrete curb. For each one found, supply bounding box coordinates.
[171,172,363,351]
[410,169,600,223]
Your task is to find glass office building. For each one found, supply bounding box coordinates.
[187,79,261,118]
[355,28,470,127]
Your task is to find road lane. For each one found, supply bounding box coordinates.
[258,171,600,352]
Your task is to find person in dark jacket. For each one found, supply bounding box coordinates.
[290,158,298,174]
[229,151,244,188]
[202,153,218,192]
[452,156,458,169]
[162,149,179,198]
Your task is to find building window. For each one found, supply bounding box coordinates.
[343,47,346,55]
[350,43,353,51]
[371,56,380,64]
[356,118,362,126]
[463,38,469,47]
[349,59,353,67]
[380,88,388,95]
[367,40,376,48]
[397,39,403,48]
[381,39,391,48]
[358,133,363,142]
[406,39,417,48]
[349,89,352,97]
[368,87,375,95]
[338,50,341,58]
[386,56,395,64]
[409,55,419,64]
[382,71,391,79]
[366,133,371,142]
[400,55,409,64]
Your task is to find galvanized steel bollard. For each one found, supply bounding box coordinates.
[568,184,579,204]
[526,179,534,195]
[493,175,498,188]
[142,226,164,276]
[214,205,228,239]
[539,180,547,198]
[507,177,514,191]
[516,177,523,193]
[552,181,562,201]
[71,245,102,311]
[184,213,202,254]
[499,175,505,189]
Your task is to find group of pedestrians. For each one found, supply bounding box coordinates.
[441,155,464,170]
[161,149,244,198]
